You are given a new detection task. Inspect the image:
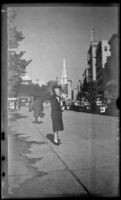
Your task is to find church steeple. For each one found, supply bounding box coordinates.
[91,28,97,43]
[61,58,68,84]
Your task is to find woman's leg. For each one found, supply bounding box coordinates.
[38,116,41,122]
[57,132,60,142]
[54,131,58,143]
[35,116,37,121]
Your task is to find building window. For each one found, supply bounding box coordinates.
[97,79,102,86]
[97,72,102,80]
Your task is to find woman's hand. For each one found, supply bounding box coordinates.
[61,106,65,112]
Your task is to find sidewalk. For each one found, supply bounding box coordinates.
[8,106,119,197]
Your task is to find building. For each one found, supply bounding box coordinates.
[84,29,97,97]
[104,34,119,99]
[82,68,88,93]
[21,74,32,85]
[60,58,68,85]
[87,29,98,82]
[96,40,111,95]
[73,88,78,100]
[83,68,88,84]
[32,79,47,87]
[87,41,98,82]
[77,80,82,93]
[67,80,73,99]
[56,77,59,85]
[60,58,69,98]
[86,29,98,99]
[76,80,83,100]
[59,57,73,99]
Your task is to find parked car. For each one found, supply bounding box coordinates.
[65,99,74,110]
[83,100,91,113]
[95,98,107,114]
[105,98,118,116]
[70,100,84,112]
[19,97,29,106]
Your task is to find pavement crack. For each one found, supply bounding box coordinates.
[34,123,92,196]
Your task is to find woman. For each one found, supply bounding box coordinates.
[18,98,22,110]
[28,96,33,112]
[49,86,65,145]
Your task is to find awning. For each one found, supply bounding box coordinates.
[8,98,17,100]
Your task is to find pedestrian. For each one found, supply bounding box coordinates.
[49,85,65,145]
[14,99,17,110]
[32,96,44,123]
[28,96,33,112]
[18,98,21,110]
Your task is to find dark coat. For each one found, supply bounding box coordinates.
[28,97,34,112]
[28,102,33,112]
[18,98,22,109]
[50,95,64,132]
[33,98,43,118]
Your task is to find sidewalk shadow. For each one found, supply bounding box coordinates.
[32,120,43,124]
[40,113,45,118]
[46,133,54,144]
[9,113,28,122]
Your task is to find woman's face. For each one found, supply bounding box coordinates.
[54,88,61,96]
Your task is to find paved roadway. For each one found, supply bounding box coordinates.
[7,106,119,198]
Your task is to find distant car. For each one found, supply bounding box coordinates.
[65,99,74,110]
[83,100,91,112]
[105,98,118,116]
[70,100,84,112]
[19,97,29,106]
[95,98,107,114]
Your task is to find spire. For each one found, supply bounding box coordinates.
[91,28,95,42]
[61,57,68,84]
[62,58,66,74]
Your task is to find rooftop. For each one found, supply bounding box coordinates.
[21,74,31,81]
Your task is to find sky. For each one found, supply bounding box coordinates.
[10,5,118,88]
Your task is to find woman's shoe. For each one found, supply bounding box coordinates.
[53,141,59,145]
[53,139,61,145]
[53,140,59,145]
[58,139,62,144]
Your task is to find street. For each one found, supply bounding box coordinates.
[7,106,119,197]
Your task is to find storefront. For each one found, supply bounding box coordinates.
[8,98,17,110]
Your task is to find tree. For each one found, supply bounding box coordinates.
[7,8,32,97]
[17,83,50,100]
[8,27,25,49]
